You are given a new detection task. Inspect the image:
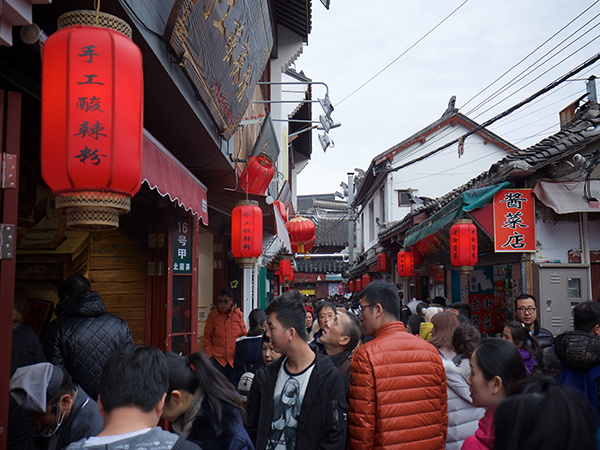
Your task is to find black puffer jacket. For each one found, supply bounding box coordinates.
[42,291,134,400]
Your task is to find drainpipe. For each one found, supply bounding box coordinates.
[348,172,355,264]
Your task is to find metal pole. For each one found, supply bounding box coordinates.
[348,173,355,264]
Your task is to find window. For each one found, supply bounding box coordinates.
[398,190,411,207]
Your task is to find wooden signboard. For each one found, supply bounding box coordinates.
[164,0,273,140]
[493,189,535,252]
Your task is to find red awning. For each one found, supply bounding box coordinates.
[142,130,208,225]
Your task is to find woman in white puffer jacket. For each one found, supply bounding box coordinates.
[443,321,486,450]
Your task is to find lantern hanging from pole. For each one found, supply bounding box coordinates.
[355,278,363,292]
[397,249,415,277]
[231,200,263,268]
[284,266,294,283]
[286,215,316,252]
[377,253,389,272]
[240,154,274,195]
[291,236,316,254]
[450,218,478,275]
[41,11,143,230]
[349,280,355,292]
[274,201,288,223]
[362,274,372,287]
[280,259,292,280]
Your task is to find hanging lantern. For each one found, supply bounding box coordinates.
[377,253,389,272]
[274,201,288,223]
[279,259,292,281]
[41,11,143,230]
[349,280,355,292]
[291,236,316,254]
[283,265,294,282]
[450,218,478,275]
[397,249,415,277]
[240,154,274,195]
[231,200,263,268]
[362,274,372,287]
[286,215,316,253]
[355,279,363,292]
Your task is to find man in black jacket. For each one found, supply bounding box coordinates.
[246,290,347,450]
[43,274,134,400]
[514,293,554,348]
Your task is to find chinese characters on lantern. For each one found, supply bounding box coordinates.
[173,216,192,274]
[73,44,107,166]
[493,189,535,252]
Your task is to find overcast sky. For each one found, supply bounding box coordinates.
[295,0,600,196]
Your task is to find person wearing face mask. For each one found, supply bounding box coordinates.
[9,362,103,450]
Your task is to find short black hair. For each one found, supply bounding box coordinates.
[59,273,91,301]
[341,312,361,350]
[573,301,600,332]
[99,346,168,414]
[514,293,537,309]
[495,375,596,450]
[447,302,472,319]
[432,296,448,307]
[416,301,429,316]
[316,301,335,319]
[474,338,526,390]
[265,290,307,341]
[218,288,233,299]
[359,281,400,320]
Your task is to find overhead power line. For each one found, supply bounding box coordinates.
[336,0,470,106]
[390,51,600,173]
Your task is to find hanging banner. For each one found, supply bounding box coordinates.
[493,189,535,252]
[164,0,273,140]
[173,215,193,274]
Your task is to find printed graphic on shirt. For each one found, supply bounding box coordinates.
[267,358,315,450]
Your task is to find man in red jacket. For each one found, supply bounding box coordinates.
[349,281,448,450]
[204,288,246,385]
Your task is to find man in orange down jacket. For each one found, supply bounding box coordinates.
[204,288,246,385]
[349,281,448,450]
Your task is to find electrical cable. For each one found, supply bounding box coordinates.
[336,0,470,106]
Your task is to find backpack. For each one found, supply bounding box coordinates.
[237,372,254,403]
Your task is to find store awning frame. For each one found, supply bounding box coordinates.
[533,179,600,214]
[142,129,209,225]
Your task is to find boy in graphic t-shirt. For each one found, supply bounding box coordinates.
[246,290,347,450]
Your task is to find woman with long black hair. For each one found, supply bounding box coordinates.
[161,351,254,450]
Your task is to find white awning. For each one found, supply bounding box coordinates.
[533,179,600,214]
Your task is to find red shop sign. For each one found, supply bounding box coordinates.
[493,189,535,252]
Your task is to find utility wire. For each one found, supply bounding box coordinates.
[389,51,600,173]
[336,0,470,106]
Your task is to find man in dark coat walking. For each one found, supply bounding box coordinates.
[43,274,134,400]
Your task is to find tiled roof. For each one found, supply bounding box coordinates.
[315,217,348,247]
[295,256,348,273]
[378,101,600,241]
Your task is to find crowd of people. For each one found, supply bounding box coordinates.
[7,274,600,450]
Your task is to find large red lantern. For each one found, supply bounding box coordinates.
[355,279,363,292]
[349,280,355,292]
[231,200,263,267]
[362,274,372,287]
[41,12,143,229]
[240,154,275,195]
[291,236,316,254]
[450,219,478,274]
[397,250,415,277]
[286,215,316,253]
[377,253,389,272]
[274,201,288,223]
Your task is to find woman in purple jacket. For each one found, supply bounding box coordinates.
[501,321,541,376]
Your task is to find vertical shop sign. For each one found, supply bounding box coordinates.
[493,189,535,252]
[173,216,192,274]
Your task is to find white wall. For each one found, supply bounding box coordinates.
[535,206,581,263]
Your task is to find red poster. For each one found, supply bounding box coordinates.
[493,189,535,252]
[469,294,495,333]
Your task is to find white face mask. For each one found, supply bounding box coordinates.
[32,396,68,438]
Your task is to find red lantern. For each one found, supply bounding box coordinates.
[231,200,263,266]
[286,216,316,252]
[291,236,316,254]
[377,253,389,272]
[450,219,478,274]
[355,279,363,292]
[349,280,355,292]
[397,250,415,277]
[280,259,292,280]
[240,154,274,195]
[274,201,288,223]
[362,274,372,287]
[41,17,143,229]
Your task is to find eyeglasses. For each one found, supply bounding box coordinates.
[516,306,536,313]
[218,298,232,305]
[358,303,377,315]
